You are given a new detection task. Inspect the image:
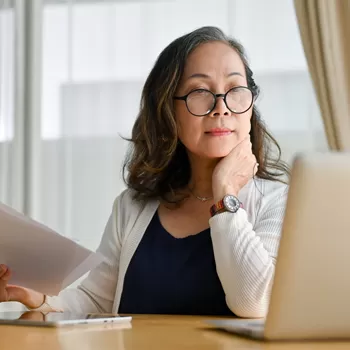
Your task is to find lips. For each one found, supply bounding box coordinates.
[205,128,233,136]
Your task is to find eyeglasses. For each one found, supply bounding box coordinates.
[174,86,254,117]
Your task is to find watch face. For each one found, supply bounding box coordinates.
[223,195,241,213]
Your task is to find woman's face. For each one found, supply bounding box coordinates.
[175,41,253,159]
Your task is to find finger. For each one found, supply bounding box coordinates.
[0,265,10,280]
[254,162,259,175]
[0,278,6,292]
[241,136,251,146]
[241,142,253,157]
[230,140,252,158]
[0,277,9,301]
[241,157,258,174]
[7,285,44,308]
[233,136,250,150]
[0,264,5,278]
[242,137,253,151]
[5,285,26,302]
[245,141,253,153]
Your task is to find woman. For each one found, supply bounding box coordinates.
[0,26,289,318]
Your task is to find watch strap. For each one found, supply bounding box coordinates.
[210,199,225,217]
[210,197,243,217]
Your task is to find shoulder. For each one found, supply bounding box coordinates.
[242,178,288,203]
[114,188,142,210]
[112,188,147,220]
[111,188,157,238]
[240,178,289,223]
[257,178,289,199]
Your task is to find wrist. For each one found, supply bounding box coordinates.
[210,193,242,217]
[213,186,238,203]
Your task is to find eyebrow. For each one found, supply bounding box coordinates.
[187,72,244,80]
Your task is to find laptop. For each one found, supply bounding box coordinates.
[0,311,132,327]
[208,152,350,341]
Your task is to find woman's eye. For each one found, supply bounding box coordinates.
[193,88,208,94]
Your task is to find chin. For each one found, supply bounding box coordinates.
[199,147,233,159]
[186,140,238,160]
[207,143,237,158]
[205,152,230,159]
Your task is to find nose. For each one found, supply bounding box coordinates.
[209,95,230,118]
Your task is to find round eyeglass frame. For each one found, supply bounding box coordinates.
[174,86,254,117]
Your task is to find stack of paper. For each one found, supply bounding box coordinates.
[0,202,104,295]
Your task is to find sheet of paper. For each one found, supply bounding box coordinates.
[0,202,104,295]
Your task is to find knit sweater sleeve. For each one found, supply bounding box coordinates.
[209,182,288,318]
[31,193,125,314]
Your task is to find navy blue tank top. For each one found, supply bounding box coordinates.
[118,211,234,316]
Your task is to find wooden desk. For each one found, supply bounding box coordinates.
[1,315,350,350]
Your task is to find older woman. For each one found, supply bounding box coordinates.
[0,26,289,318]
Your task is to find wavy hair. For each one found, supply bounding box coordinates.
[123,26,290,203]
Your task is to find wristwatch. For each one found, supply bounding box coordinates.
[210,194,242,217]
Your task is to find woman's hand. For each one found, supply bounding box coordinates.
[212,136,258,202]
[0,264,45,309]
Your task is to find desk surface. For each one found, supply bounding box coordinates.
[1,314,350,350]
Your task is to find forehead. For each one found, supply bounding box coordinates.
[182,41,246,78]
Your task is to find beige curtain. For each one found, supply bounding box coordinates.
[294,0,350,150]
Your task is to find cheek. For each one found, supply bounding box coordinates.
[177,117,203,146]
[176,109,204,150]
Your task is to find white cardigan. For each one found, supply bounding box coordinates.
[45,178,288,318]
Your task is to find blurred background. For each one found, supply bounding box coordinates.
[0,0,328,309]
